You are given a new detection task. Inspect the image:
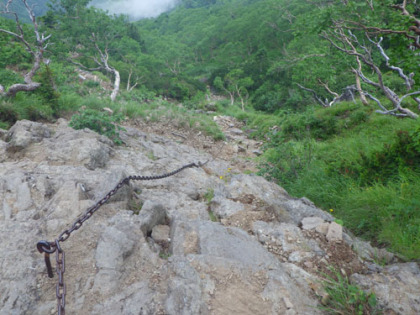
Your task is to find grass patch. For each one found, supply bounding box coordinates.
[258,102,420,259]
[128,199,144,215]
[204,188,219,222]
[320,268,381,315]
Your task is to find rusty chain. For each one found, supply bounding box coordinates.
[37,161,205,315]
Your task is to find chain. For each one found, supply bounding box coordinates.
[37,161,205,315]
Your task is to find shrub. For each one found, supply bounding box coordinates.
[358,129,420,186]
[0,102,19,128]
[69,109,125,144]
[34,65,60,116]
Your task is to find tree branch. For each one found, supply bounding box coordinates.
[367,36,415,90]
[297,83,329,107]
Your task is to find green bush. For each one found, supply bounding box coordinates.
[356,128,420,186]
[69,109,125,144]
[34,65,60,117]
[0,101,19,128]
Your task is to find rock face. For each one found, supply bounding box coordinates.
[1,119,419,315]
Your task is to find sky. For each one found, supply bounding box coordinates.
[90,0,180,20]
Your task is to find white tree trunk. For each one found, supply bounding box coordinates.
[110,68,120,102]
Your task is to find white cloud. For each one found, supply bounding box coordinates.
[90,0,180,20]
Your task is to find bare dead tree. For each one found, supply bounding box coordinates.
[322,28,419,118]
[165,59,181,75]
[0,0,51,97]
[70,33,120,101]
[126,67,139,92]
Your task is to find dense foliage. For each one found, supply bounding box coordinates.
[0,0,419,259]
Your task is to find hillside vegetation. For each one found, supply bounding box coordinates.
[0,0,419,259]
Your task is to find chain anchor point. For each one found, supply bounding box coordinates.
[37,240,55,278]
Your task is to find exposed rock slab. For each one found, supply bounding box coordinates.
[0,119,419,315]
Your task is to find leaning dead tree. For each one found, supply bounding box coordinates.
[0,0,51,97]
[321,27,419,119]
[70,33,120,101]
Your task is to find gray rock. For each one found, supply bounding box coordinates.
[351,263,420,314]
[301,217,324,230]
[253,221,321,259]
[152,224,170,243]
[49,130,112,170]
[326,222,343,242]
[229,128,243,135]
[210,196,244,218]
[351,238,395,263]
[0,128,7,140]
[92,282,159,315]
[315,222,330,235]
[138,200,167,236]
[0,119,418,315]
[6,120,51,152]
[282,198,333,224]
[0,140,6,162]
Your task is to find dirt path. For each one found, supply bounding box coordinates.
[124,114,263,173]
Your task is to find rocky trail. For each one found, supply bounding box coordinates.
[1,118,419,314]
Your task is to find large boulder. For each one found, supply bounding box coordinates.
[6,120,51,152]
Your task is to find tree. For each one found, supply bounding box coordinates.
[214,69,253,110]
[322,28,419,118]
[71,32,121,101]
[55,6,127,101]
[0,0,51,97]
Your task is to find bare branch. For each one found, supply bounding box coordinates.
[363,92,388,112]
[399,91,420,106]
[296,83,329,107]
[68,59,102,71]
[317,79,339,98]
[355,69,380,88]
[367,36,415,90]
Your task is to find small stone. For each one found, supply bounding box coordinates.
[304,261,313,269]
[283,297,294,309]
[301,217,324,230]
[229,128,243,135]
[326,222,343,242]
[152,225,171,243]
[288,251,303,263]
[315,222,329,235]
[238,145,246,153]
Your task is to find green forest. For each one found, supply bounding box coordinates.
[1,0,420,260]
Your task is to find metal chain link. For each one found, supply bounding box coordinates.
[37,161,204,315]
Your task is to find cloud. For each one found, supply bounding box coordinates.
[90,0,180,20]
